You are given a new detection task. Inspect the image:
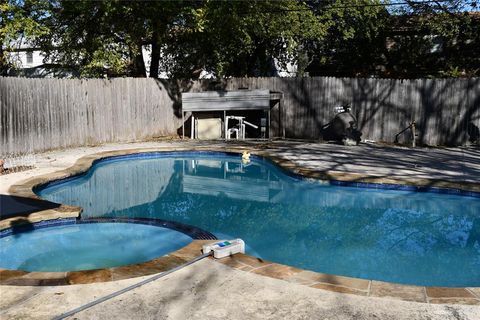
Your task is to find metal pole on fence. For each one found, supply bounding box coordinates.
[411,120,416,148]
[182,111,185,139]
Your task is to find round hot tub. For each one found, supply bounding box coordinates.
[0,221,193,272]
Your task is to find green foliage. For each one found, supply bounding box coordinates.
[306,0,389,77]
[0,0,50,44]
[306,0,480,78]
[0,0,50,74]
[161,0,325,78]
[80,45,128,77]
[1,0,478,78]
[36,0,150,77]
[381,0,480,77]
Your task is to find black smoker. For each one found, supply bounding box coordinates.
[322,104,362,145]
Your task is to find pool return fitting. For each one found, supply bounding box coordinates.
[52,239,245,320]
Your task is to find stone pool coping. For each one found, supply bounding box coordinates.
[1,146,479,305]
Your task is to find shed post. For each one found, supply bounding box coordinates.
[268,109,271,139]
[224,110,227,141]
[191,113,195,139]
[281,98,285,139]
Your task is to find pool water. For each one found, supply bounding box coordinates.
[34,152,480,286]
[0,223,192,272]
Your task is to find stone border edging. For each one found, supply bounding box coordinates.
[213,254,480,305]
[1,146,479,305]
[0,240,216,286]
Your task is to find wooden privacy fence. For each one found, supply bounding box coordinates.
[215,77,480,147]
[1,76,479,155]
[0,77,182,155]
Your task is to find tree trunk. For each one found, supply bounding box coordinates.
[130,43,146,77]
[150,28,161,78]
[0,46,8,76]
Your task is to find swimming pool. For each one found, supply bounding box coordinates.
[26,152,480,286]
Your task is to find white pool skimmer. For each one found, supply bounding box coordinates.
[203,239,245,258]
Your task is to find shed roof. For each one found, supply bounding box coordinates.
[181,90,270,112]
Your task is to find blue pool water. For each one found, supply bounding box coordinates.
[28,152,480,286]
[0,223,192,272]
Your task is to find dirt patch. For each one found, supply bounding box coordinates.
[0,165,35,175]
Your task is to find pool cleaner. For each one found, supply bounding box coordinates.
[202,239,245,258]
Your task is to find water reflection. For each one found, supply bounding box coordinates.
[181,159,284,202]
[41,157,176,214]
[37,154,480,286]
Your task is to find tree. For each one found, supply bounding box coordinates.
[305,0,389,77]
[3,0,188,77]
[0,0,50,75]
[396,0,480,77]
[159,0,325,78]
[37,0,151,77]
[305,0,479,78]
[2,0,478,78]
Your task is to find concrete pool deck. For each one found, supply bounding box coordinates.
[1,140,479,319]
[2,258,480,320]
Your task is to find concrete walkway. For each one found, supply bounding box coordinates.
[1,140,479,319]
[2,259,480,320]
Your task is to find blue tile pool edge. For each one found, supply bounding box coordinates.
[0,217,217,240]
